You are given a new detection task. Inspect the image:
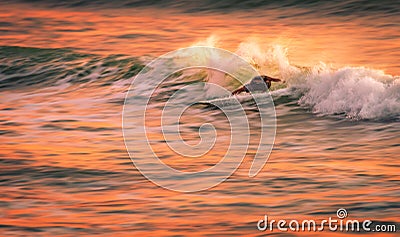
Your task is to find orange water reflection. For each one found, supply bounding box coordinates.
[0,2,399,236]
[0,3,399,74]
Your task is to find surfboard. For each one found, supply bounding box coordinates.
[197,93,268,107]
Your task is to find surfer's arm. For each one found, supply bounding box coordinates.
[232,86,248,95]
[263,76,281,82]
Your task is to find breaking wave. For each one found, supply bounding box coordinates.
[1,40,399,120]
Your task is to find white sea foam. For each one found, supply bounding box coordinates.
[232,39,400,120]
[296,66,400,119]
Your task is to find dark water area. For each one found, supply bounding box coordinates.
[6,0,400,17]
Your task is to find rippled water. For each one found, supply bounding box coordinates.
[1,1,399,236]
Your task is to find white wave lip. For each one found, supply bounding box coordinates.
[297,66,400,120]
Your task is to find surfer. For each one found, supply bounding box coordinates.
[232,75,281,95]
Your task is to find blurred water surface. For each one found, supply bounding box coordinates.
[0,1,399,236]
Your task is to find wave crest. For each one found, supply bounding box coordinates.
[296,66,400,120]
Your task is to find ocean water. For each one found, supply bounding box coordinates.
[1,1,399,236]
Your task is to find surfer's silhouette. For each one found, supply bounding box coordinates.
[232,75,281,95]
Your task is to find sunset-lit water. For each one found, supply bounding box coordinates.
[1,1,399,236]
